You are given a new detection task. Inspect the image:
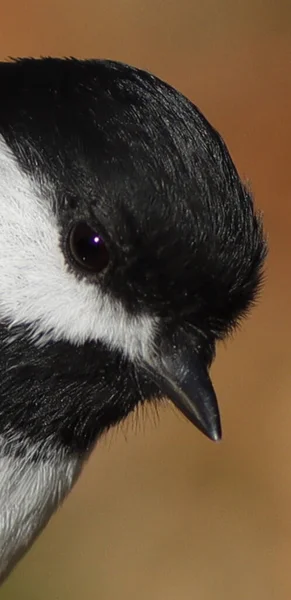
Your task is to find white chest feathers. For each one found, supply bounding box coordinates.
[0,439,82,583]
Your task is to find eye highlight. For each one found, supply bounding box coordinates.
[68,222,109,273]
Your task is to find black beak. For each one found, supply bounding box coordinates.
[144,330,221,442]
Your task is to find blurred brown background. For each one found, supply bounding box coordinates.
[0,1,290,598]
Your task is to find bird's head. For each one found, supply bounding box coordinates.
[0,58,266,457]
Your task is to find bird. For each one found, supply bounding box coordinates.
[0,57,266,582]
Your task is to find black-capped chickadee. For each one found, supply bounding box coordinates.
[0,57,266,582]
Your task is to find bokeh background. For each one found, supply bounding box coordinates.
[0,1,290,598]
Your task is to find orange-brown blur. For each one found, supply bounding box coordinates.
[0,2,289,598]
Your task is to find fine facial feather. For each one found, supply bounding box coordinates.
[0,138,156,357]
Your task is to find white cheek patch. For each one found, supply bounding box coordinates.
[0,137,157,359]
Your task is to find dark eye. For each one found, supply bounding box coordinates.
[68,222,109,273]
